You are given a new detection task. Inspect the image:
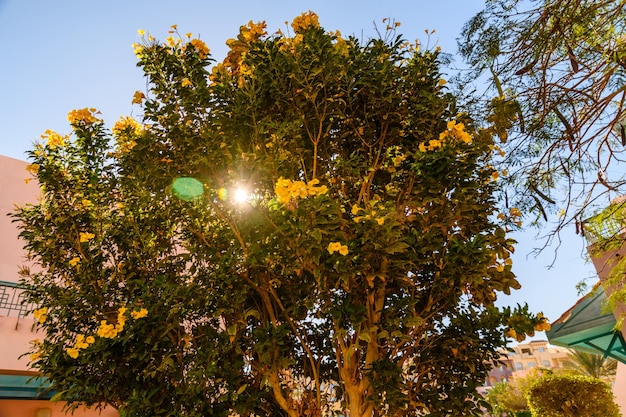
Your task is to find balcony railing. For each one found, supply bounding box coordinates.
[583,199,626,246]
[0,281,34,319]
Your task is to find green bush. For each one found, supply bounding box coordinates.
[526,373,621,417]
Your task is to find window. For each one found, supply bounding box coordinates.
[542,360,550,367]
[515,362,523,371]
[521,348,531,355]
[537,347,545,352]
[527,361,536,368]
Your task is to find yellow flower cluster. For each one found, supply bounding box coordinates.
[29,339,43,362]
[440,120,472,144]
[112,116,144,153]
[67,108,101,126]
[351,203,385,225]
[419,120,472,152]
[275,177,328,205]
[97,307,128,339]
[25,163,40,175]
[69,257,80,267]
[112,116,143,137]
[79,232,95,243]
[219,20,266,80]
[65,334,96,359]
[534,313,551,331]
[131,308,148,319]
[40,129,67,149]
[498,207,523,227]
[33,307,47,324]
[132,90,145,105]
[96,306,147,340]
[327,242,349,256]
[190,38,210,58]
[291,11,320,33]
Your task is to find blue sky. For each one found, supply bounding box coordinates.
[0,0,597,339]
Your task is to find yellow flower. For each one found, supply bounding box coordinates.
[137,29,145,36]
[41,129,66,149]
[291,11,320,33]
[274,177,328,204]
[75,335,89,349]
[67,108,101,126]
[33,307,47,324]
[66,347,79,359]
[86,336,95,344]
[351,205,361,215]
[419,142,428,152]
[79,232,95,243]
[327,242,349,256]
[190,38,210,59]
[428,139,442,150]
[131,308,148,319]
[375,217,385,225]
[504,328,517,339]
[97,320,118,338]
[29,351,42,362]
[132,90,145,105]
[327,242,341,254]
[132,42,144,57]
[69,257,80,267]
[26,164,40,175]
[181,78,192,87]
[509,207,522,218]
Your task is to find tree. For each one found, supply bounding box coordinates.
[484,368,542,417]
[15,13,547,417]
[565,349,618,382]
[526,373,621,417]
[459,0,626,240]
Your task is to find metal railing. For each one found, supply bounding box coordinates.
[0,281,35,319]
[583,200,626,245]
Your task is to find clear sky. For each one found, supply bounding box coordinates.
[0,0,598,340]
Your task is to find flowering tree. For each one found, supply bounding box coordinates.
[15,13,547,417]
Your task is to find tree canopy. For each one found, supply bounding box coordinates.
[526,373,621,417]
[15,13,546,417]
[459,0,626,239]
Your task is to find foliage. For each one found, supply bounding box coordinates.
[459,0,626,238]
[526,373,621,417]
[484,369,542,416]
[565,349,618,381]
[14,13,547,417]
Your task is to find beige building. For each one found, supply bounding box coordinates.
[484,340,572,388]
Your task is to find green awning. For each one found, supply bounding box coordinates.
[546,285,626,363]
[0,375,53,399]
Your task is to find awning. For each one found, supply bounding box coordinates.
[0,374,53,399]
[546,285,626,363]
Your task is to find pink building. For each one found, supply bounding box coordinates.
[0,155,117,417]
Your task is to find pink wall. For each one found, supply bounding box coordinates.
[0,317,44,372]
[0,156,42,372]
[0,400,118,417]
[0,155,40,284]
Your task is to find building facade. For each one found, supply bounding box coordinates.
[484,340,572,388]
